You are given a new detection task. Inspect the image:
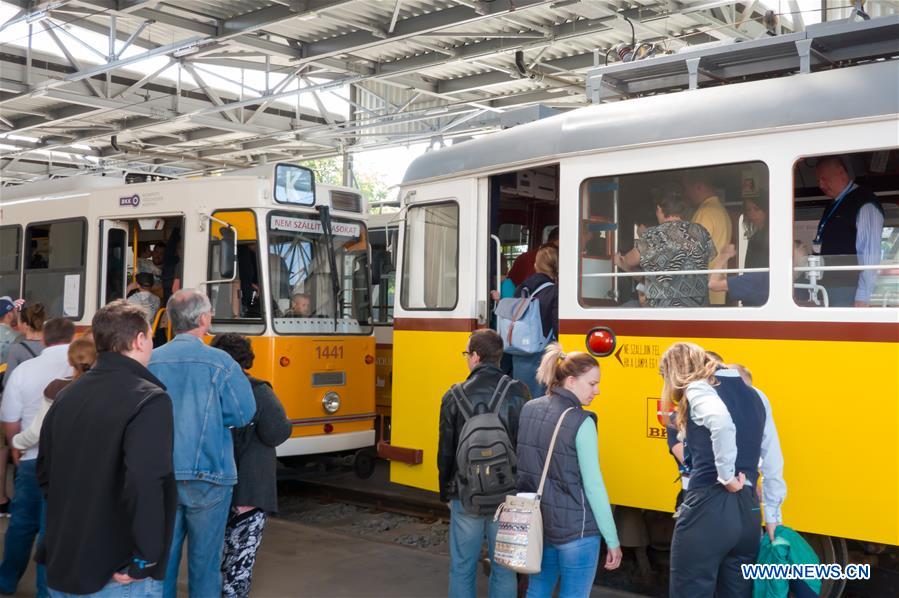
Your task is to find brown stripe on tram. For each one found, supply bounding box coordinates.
[393,318,478,333]
[560,319,899,344]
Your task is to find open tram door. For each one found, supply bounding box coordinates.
[484,166,560,333]
[99,220,130,307]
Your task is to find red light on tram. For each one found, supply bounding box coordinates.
[279,356,290,367]
[585,327,616,357]
[364,354,375,365]
[323,423,334,434]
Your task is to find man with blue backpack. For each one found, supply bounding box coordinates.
[437,330,531,598]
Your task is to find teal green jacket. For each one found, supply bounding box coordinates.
[753,526,822,598]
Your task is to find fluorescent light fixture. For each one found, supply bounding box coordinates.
[298,12,318,21]
[173,45,200,58]
[425,107,450,115]
[25,9,49,24]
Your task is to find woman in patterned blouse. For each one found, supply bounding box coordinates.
[616,193,717,307]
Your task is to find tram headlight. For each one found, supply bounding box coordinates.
[322,391,341,414]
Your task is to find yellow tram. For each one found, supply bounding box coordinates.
[385,18,899,589]
[0,163,377,463]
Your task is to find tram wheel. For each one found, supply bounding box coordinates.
[353,447,377,479]
[803,533,849,598]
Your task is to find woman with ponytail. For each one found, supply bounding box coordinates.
[516,343,622,597]
[661,342,785,598]
[11,335,96,455]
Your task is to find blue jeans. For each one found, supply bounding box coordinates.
[50,578,163,598]
[526,535,601,598]
[0,459,47,597]
[162,481,232,598]
[448,500,516,598]
[512,352,545,399]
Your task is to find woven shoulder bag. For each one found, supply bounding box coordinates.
[492,407,574,574]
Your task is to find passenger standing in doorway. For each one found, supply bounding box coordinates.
[127,273,162,324]
[512,245,559,399]
[516,345,621,598]
[662,343,786,598]
[0,317,75,597]
[438,329,530,598]
[36,302,176,598]
[507,227,559,287]
[209,334,291,598]
[813,156,884,307]
[148,290,256,598]
[684,173,732,305]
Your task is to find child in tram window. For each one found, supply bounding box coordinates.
[126,272,161,324]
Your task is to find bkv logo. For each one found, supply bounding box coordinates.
[119,194,140,208]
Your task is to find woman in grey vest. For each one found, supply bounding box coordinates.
[516,344,622,597]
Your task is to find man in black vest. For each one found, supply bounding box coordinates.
[813,157,884,307]
[437,329,530,598]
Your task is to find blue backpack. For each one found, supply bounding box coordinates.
[494,282,554,356]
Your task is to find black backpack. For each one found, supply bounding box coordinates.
[452,375,518,516]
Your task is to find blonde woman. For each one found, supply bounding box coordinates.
[511,244,559,398]
[661,342,785,598]
[516,343,621,598]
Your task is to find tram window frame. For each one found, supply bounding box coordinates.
[400,200,460,312]
[206,209,266,335]
[0,225,22,299]
[792,150,899,309]
[23,217,87,319]
[266,210,374,336]
[370,224,398,325]
[577,161,770,309]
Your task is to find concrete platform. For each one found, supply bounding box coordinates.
[2,515,645,597]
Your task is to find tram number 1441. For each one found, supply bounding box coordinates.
[316,345,344,360]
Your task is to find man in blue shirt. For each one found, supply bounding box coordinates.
[149,290,256,598]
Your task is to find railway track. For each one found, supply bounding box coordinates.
[277,474,450,522]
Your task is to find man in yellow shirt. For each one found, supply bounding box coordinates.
[685,173,732,304]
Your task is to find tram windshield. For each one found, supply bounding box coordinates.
[267,212,372,335]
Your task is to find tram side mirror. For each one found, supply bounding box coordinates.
[219,227,236,279]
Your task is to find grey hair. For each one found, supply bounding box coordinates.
[166,289,212,333]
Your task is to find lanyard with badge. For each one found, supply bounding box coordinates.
[813,182,856,253]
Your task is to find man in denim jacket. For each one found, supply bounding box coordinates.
[149,290,256,598]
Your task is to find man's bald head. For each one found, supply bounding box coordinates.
[815,157,852,199]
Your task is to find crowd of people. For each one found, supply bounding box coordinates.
[0,152,875,598]
[0,291,290,598]
[439,330,786,598]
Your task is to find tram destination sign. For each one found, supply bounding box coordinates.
[271,215,361,237]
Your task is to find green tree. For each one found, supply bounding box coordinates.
[300,157,342,185]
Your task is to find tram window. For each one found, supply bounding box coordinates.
[370,225,398,324]
[793,150,899,308]
[0,226,21,299]
[268,212,372,335]
[401,202,459,310]
[23,219,86,318]
[498,223,529,275]
[207,210,265,335]
[578,162,769,308]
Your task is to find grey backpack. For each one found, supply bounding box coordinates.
[452,376,518,516]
